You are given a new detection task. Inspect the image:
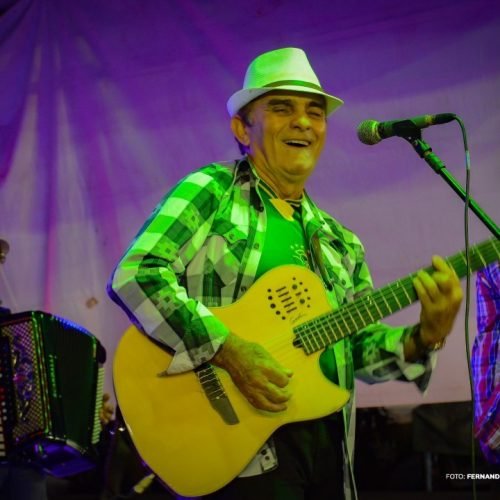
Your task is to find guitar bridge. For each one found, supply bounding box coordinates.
[195,364,239,425]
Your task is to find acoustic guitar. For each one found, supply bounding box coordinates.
[113,238,498,496]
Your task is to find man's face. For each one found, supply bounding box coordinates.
[240,91,327,186]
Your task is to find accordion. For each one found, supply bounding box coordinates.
[0,310,106,477]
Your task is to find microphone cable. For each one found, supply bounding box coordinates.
[455,115,479,500]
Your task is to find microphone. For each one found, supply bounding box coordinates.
[357,113,456,145]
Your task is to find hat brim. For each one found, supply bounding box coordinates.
[227,85,344,117]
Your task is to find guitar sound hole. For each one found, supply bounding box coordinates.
[266,277,314,316]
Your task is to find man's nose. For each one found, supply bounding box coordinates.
[291,111,312,129]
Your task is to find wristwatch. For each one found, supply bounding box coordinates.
[411,324,446,356]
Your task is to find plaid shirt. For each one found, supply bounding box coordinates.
[473,262,500,464]
[109,158,434,498]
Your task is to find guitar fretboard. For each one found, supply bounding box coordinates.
[294,238,499,354]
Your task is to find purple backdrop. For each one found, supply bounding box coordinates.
[1,0,499,407]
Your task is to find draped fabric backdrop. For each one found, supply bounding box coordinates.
[1,0,499,407]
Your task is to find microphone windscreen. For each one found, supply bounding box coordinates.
[357,120,381,145]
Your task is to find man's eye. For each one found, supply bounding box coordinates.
[273,106,290,113]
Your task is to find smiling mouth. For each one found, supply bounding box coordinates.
[284,139,311,148]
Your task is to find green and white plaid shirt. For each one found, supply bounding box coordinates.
[109,158,434,498]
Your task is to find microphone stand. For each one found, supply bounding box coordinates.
[404,130,496,500]
[404,134,499,239]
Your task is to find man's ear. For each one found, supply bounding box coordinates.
[231,115,251,148]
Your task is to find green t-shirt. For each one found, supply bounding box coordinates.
[255,183,311,278]
[256,182,339,384]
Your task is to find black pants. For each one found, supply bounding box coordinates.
[204,414,345,500]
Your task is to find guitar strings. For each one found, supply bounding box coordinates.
[260,278,428,358]
[276,241,499,356]
[249,241,499,361]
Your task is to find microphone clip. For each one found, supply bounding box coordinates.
[386,120,423,140]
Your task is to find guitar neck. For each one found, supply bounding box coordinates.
[294,238,500,354]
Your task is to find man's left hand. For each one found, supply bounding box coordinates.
[99,392,114,427]
[413,255,463,347]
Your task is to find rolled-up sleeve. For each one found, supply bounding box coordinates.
[352,323,435,392]
[349,241,434,392]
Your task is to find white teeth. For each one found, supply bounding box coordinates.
[285,140,310,146]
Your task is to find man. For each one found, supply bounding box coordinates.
[108,47,463,499]
[472,262,499,464]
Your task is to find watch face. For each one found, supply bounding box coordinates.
[411,326,445,354]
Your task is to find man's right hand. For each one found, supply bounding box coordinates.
[212,334,293,412]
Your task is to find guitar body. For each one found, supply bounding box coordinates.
[114,238,499,496]
[113,265,351,497]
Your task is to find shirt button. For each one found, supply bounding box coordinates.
[253,243,260,249]
[241,286,247,292]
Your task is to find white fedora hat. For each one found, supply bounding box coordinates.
[227,47,344,117]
